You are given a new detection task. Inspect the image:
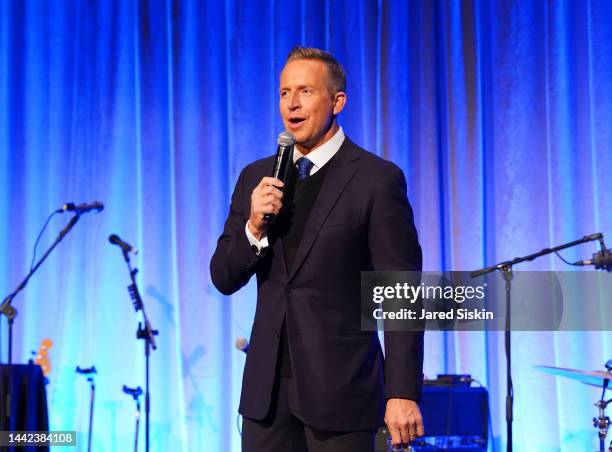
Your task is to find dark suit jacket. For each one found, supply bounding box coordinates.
[210,137,423,431]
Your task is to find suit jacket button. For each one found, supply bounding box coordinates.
[285,285,293,294]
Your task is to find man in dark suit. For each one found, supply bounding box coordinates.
[210,47,424,451]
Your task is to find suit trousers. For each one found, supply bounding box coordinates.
[241,375,375,452]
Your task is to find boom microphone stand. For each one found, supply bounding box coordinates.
[110,236,157,452]
[471,232,610,452]
[0,212,82,430]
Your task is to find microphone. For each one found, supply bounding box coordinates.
[235,337,249,354]
[573,234,612,271]
[573,250,612,271]
[108,234,139,255]
[60,201,104,214]
[264,131,296,222]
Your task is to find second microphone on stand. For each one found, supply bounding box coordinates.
[109,234,138,255]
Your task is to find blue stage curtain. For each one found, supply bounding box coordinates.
[1,1,611,450]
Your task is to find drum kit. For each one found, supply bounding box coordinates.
[536,360,612,452]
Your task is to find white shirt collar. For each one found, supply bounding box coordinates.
[292,127,345,175]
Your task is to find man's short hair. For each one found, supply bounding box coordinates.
[284,46,347,95]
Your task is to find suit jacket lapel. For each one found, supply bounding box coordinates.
[287,138,360,282]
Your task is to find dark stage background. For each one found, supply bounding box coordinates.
[1,0,611,450]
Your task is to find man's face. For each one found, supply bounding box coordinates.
[279,59,346,152]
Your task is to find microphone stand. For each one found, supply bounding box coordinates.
[122,385,143,452]
[470,232,606,452]
[0,213,81,431]
[76,366,97,452]
[116,249,157,452]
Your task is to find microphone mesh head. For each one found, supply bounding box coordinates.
[277,131,296,146]
[235,337,248,351]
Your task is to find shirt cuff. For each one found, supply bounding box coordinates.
[245,221,269,254]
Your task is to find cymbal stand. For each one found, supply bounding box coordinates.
[593,377,612,452]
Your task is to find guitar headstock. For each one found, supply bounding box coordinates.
[34,338,53,377]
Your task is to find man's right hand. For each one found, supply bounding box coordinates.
[248,177,284,240]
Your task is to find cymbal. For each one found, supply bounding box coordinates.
[535,365,612,388]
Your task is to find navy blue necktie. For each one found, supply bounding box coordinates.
[296,157,314,180]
